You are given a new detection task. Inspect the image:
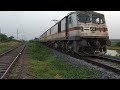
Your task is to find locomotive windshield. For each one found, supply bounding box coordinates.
[77,13,105,24]
[77,14,91,23]
[92,14,105,24]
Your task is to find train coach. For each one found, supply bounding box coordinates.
[39,11,111,56]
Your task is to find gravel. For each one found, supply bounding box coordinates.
[49,47,120,79]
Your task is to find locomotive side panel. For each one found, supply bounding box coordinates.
[40,34,44,42]
[43,32,47,42]
[58,18,66,39]
[51,24,58,40]
[47,29,51,41]
[68,14,81,38]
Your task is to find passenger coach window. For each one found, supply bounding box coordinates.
[68,16,72,24]
[58,22,61,32]
[50,29,51,35]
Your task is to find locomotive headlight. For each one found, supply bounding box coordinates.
[90,27,96,31]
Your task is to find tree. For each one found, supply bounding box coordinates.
[8,36,14,41]
[34,37,39,41]
[0,34,8,42]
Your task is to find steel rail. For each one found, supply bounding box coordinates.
[0,44,26,79]
[0,43,22,57]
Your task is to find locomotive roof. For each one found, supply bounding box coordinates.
[40,11,104,37]
[69,11,104,15]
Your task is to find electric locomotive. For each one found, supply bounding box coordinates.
[40,11,111,56]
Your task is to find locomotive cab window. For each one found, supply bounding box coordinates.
[92,15,105,24]
[77,14,90,23]
[68,16,72,24]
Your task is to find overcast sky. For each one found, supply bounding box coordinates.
[0,11,119,40]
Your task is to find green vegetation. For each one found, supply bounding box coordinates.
[107,39,120,50]
[107,46,120,50]
[27,41,100,79]
[0,34,9,42]
[8,36,14,41]
[0,41,19,53]
[116,42,120,47]
[0,33,21,53]
[109,39,120,46]
[107,39,120,58]
[110,39,120,42]
[0,33,19,43]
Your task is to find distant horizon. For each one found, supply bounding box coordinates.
[109,38,120,39]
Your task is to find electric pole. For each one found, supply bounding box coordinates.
[17,29,18,40]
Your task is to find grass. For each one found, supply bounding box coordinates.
[0,41,19,53]
[27,41,100,79]
[107,40,120,50]
[107,40,120,58]
[107,46,120,50]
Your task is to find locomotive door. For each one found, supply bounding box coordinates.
[66,15,73,39]
[65,16,69,39]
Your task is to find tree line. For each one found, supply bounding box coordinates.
[0,33,16,42]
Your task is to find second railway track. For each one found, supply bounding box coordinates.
[80,56,120,75]
[43,43,120,75]
[0,43,26,79]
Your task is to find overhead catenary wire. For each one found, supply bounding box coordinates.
[54,11,63,20]
[39,11,70,37]
[40,11,62,36]
[42,11,64,30]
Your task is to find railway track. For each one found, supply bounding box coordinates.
[43,43,120,75]
[71,54,120,75]
[91,55,120,63]
[0,43,22,56]
[0,43,26,79]
[80,56,120,75]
